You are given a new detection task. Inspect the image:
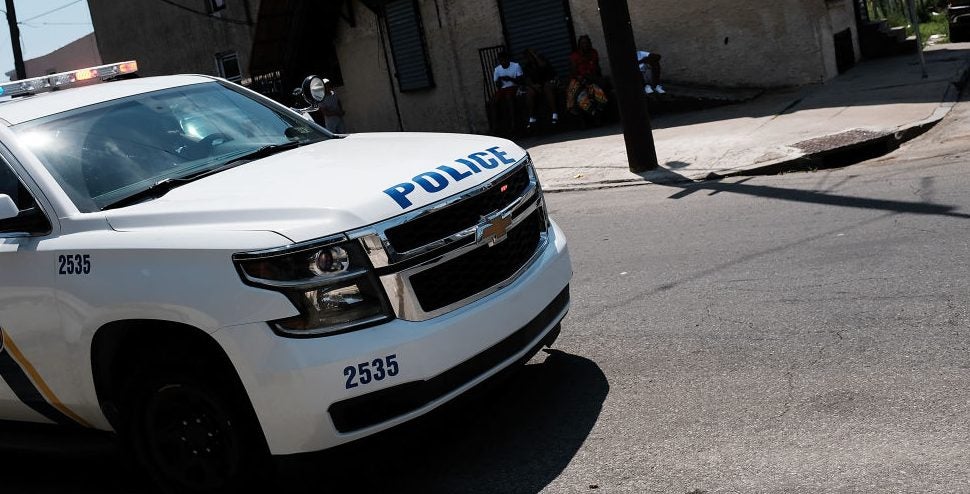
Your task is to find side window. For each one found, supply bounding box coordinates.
[385,0,434,92]
[0,161,50,235]
[0,161,24,208]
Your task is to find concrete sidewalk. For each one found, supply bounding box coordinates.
[523,44,970,191]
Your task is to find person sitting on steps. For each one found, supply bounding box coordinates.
[521,47,560,128]
[637,49,665,95]
[491,51,525,136]
[566,35,609,120]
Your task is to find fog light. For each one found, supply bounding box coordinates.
[275,281,388,334]
[316,285,365,309]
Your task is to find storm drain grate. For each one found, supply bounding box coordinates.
[792,129,888,154]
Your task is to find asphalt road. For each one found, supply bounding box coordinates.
[533,99,970,492]
[6,101,970,493]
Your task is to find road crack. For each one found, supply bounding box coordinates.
[775,327,850,420]
[775,365,796,419]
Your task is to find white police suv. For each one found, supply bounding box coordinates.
[0,62,571,491]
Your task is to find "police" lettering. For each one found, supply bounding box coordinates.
[383,146,518,209]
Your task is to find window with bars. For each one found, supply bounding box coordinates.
[384,0,434,92]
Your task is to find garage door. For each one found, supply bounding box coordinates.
[499,0,575,79]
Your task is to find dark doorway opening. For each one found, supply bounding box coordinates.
[834,28,856,74]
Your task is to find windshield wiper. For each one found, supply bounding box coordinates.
[100,141,304,211]
[201,140,304,177]
[165,140,305,186]
[101,178,182,210]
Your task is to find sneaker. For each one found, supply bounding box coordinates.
[654,85,666,94]
[643,85,654,95]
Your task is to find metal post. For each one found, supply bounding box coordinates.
[597,0,658,172]
[906,0,928,79]
[5,0,26,80]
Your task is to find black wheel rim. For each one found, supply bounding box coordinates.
[143,384,241,490]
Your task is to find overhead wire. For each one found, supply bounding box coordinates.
[24,22,93,27]
[19,0,83,23]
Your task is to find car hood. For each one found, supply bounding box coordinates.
[103,133,528,243]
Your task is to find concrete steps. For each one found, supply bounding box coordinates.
[643,84,764,114]
[860,20,919,58]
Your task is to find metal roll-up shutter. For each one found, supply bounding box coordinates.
[385,0,434,91]
[499,0,574,79]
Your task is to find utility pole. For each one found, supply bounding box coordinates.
[5,0,26,80]
[598,0,657,172]
[905,0,928,79]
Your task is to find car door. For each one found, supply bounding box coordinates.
[0,157,79,425]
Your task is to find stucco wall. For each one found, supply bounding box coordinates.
[331,8,399,133]
[334,0,504,133]
[87,0,258,78]
[819,0,861,79]
[425,0,505,133]
[334,1,861,133]
[569,0,836,88]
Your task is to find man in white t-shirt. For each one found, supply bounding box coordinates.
[491,51,524,136]
[637,50,665,95]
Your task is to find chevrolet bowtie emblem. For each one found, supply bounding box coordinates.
[477,213,513,247]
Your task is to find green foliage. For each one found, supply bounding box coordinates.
[867,0,944,24]
[916,12,950,42]
[866,0,950,44]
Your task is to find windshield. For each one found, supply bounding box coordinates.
[11,81,330,212]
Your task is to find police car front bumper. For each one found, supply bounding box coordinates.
[212,219,571,455]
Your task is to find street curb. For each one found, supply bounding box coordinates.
[718,61,970,179]
[543,177,687,193]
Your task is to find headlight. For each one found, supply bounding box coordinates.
[233,236,393,337]
[526,157,551,228]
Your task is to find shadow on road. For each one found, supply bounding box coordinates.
[667,178,970,219]
[0,350,607,493]
[276,349,608,493]
[581,169,970,320]
[0,422,143,492]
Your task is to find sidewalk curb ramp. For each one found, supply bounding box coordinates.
[717,63,970,179]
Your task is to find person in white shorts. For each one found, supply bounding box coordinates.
[637,50,665,95]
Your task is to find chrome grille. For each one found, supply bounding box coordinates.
[409,209,543,312]
[350,158,548,321]
[384,166,531,253]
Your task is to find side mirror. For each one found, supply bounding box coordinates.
[0,194,18,221]
[300,75,327,104]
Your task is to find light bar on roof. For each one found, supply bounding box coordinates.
[0,60,138,98]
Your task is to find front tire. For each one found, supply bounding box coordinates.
[124,370,269,493]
